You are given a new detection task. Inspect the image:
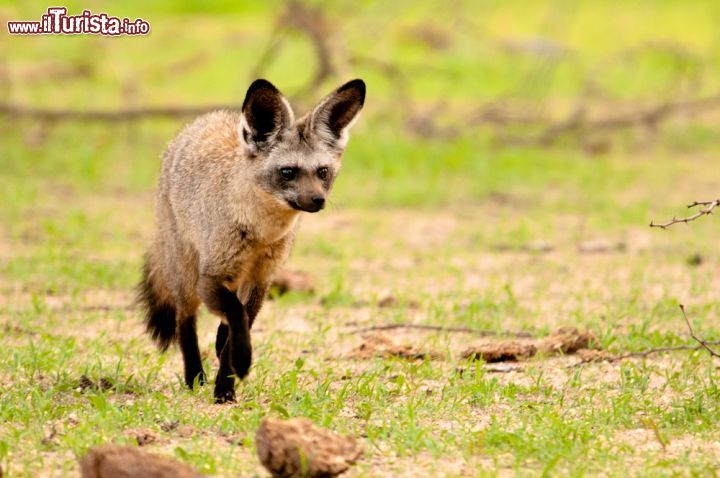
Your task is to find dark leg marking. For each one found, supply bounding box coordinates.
[216,323,229,358]
[214,339,235,403]
[200,277,252,403]
[177,315,205,389]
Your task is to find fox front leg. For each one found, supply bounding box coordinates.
[199,276,252,403]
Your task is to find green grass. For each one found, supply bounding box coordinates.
[2,0,720,476]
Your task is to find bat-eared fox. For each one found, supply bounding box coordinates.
[137,79,365,402]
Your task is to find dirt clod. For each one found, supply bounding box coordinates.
[79,445,202,478]
[461,328,596,362]
[270,269,314,296]
[377,295,398,308]
[255,417,362,478]
[461,341,537,362]
[577,349,614,363]
[539,327,597,355]
[124,428,158,447]
[78,375,94,390]
[224,433,245,446]
[348,334,441,360]
[77,375,114,392]
[176,425,195,438]
[158,420,179,432]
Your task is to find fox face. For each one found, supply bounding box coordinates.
[240,79,365,213]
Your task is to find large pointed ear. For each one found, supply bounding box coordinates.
[308,79,365,151]
[240,79,294,154]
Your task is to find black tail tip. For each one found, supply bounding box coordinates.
[144,302,177,352]
[136,260,177,351]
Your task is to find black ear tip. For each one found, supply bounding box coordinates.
[338,79,366,103]
[243,79,281,111]
[247,78,279,93]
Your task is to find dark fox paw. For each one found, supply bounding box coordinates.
[185,370,206,390]
[213,388,236,404]
[231,344,252,379]
[213,376,236,404]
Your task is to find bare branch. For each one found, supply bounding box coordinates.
[608,344,718,362]
[281,0,336,98]
[650,199,720,229]
[345,323,534,338]
[570,305,720,368]
[0,103,242,122]
[679,304,720,357]
[568,343,720,368]
[525,94,720,146]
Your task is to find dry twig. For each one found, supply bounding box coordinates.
[568,344,718,368]
[571,305,720,367]
[0,103,241,122]
[346,323,533,338]
[680,304,720,357]
[650,199,720,229]
[250,0,337,100]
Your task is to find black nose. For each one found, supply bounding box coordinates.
[312,197,325,208]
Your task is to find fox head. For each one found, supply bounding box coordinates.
[240,78,365,213]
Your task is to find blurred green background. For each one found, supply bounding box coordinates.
[1,0,719,297]
[3,0,720,213]
[3,0,720,295]
[3,2,720,476]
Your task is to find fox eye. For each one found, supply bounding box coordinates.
[280,167,296,180]
[317,167,329,180]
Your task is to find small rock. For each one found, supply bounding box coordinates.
[270,270,314,297]
[377,295,398,308]
[687,253,703,267]
[224,433,244,446]
[159,420,179,432]
[77,375,114,392]
[461,342,537,362]
[484,363,525,373]
[78,375,95,390]
[124,428,158,447]
[67,413,80,427]
[79,445,202,478]
[256,418,362,478]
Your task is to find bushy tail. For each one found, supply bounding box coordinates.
[136,253,177,351]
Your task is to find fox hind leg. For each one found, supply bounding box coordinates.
[178,315,206,388]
